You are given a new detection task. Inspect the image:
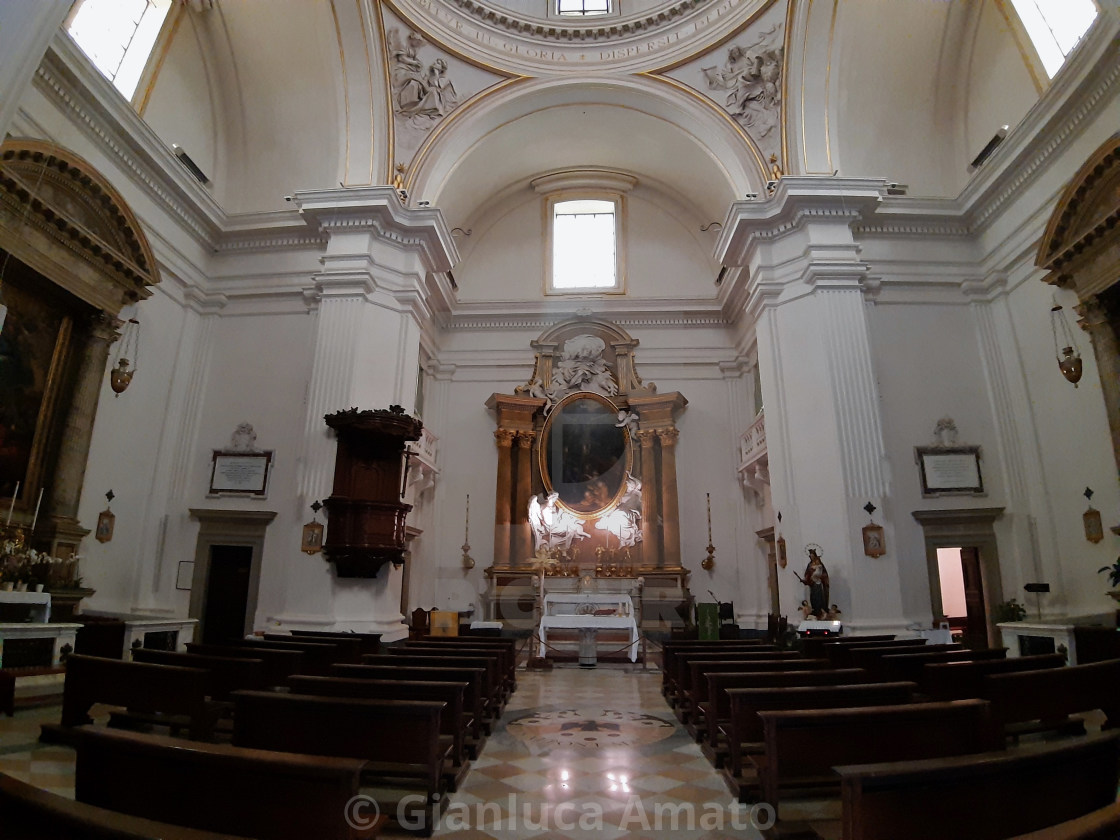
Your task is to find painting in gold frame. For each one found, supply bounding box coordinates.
[301,521,324,554]
[95,509,115,543]
[862,523,885,558]
[1084,507,1103,543]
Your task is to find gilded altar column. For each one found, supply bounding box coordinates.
[657,428,682,569]
[42,313,120,553]
[493,430,516,567]
[1077,296,1120,473]
[515,432,535,562]
[637,430,660,566]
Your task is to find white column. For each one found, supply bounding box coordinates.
[275,188,456,640]
[0,3,70,139]
[719,178,904,631]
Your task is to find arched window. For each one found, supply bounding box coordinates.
[66,0,172,99]
[1007,0,1097,78]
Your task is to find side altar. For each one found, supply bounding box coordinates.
[483,318,693,630]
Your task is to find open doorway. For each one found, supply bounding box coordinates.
[935,546,988,649]
[913,508,1005,649]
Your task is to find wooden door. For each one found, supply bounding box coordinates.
[959,547,987,649]
[202,545,253,644]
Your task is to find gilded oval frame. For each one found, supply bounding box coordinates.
[539,392,633,516]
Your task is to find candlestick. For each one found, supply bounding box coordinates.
[462,493,474,569]
[30,487,43,532]
[5,481,18,526]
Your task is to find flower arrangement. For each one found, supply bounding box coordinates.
[992,598,1027,623]
[0,540,80,592]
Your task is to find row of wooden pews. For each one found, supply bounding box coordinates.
[35,630,521,838]
[662,635,1120,839]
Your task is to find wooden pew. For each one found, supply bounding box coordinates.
[333,663,488,757]
[186,642,305,687]
[848,643,959,673]
[130,650,267,700]
[402,642,515,697]
[405,639,518,692]
[225,638,342,675]
[755,699,999,823]
[262,633,363,663]
[683,657,831,731]
[288,674,470,788]
[660,641,775,695]
[820,638,928,668]
[836,732,1120,840]
[1,770,250,840]
[51,655,220,742]
[875,647,1007,683]
[69,726,382,840]
[699,668,867,761]
[921,653,1066,700]
[720,681,917,800]
[799,634,897,660]
[232,690,448,836]
[1008,799,1120,840]
[983,658,1120,737]
[291,629,382,655]
[670,651,803,711]
[367,652,503,722]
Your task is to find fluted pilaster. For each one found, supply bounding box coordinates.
[515,432,535,562]
[493,429,516,567]
[658,428,681,568]
[637,430,660,565]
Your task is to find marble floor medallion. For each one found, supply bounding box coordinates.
[508,707,675,751]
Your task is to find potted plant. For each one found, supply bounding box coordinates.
[993,598,1027,623]
[1098,558,1120,603]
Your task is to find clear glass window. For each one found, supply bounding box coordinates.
[1007,0,1098,78]
[557,0,610,17]
[551,199,618,291]
[67,0,172,99]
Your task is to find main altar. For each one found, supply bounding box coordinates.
[483,318,693,631]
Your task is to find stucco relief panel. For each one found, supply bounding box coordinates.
[661,0,786,168]
[381,5,507,173]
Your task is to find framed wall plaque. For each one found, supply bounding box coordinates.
[208,451,273,497]
[915,446,984,497]
[175,561,194,590]
[95,509,115,543]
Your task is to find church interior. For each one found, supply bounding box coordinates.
[1,0,1119,837]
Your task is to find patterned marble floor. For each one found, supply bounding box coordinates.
[0,665,841,838]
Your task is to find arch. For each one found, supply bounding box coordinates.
[407,74,766,228]
[1036,132,1120,278]
[0,138,159,314]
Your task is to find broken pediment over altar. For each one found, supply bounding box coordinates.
[483,318,692,630]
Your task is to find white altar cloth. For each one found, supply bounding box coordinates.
[538,593,639,662]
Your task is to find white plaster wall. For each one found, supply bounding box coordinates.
[180,309,317,626]
[962,1,1040,179]
[455,187,716,302]
[833,0,950,196]
[422,324,756,618]
[78,287,194,612]
[1003,273,1119,616]
[867,300,1006,622]
[140,13,221,204]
